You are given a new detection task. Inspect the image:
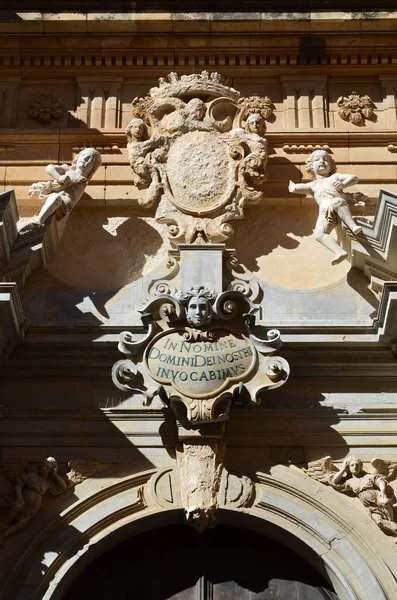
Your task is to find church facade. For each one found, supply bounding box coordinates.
[1,9,397,599]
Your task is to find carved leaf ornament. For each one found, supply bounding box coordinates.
[28,94,64,124]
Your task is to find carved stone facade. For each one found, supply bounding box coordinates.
[1,8,397,600]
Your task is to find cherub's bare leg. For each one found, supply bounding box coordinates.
[315,214,347,264]
[34,193,63,225]
[337,203,362,235]
[20,193,63,233]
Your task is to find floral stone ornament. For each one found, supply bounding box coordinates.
[28,94,64,124]
[126,71,274,245]
[111,286,289,424]
[337,91,376,125]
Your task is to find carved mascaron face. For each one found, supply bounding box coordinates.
[186,295,212,327]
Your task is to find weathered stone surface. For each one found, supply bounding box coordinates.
[166,131,233,214]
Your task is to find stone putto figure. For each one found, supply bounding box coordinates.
[306,455,397,538]
[227,113,268,190]
[0,457,67,545]
[126,117,167,208]
[21,147,102,233]
[159,98,214,135]
[289,150,364,263]
[176,285,216,328]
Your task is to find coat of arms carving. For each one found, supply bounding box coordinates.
[126,71,273,245]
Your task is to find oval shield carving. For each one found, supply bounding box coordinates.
[145,329,256,398]
[165,131,235,216]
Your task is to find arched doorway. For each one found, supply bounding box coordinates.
[63,523,338,599]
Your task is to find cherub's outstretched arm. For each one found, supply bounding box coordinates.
[288,181,313,195]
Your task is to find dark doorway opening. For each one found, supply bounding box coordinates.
[63,523,338,599]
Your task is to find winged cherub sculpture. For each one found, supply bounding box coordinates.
[306,455,397,537]
[0,457,98,546]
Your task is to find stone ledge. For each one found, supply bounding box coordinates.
[1,11,397,34]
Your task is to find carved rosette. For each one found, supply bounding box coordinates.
[111,287,289,424]
[337,91,376,126]
[28,94,64,124]
[126,72,274,246]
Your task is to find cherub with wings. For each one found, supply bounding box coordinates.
[306,455,397,537]
[0,457,98,546]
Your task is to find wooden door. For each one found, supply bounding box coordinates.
[64,524,338,599]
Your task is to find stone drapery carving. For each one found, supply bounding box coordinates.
[0,457,98,546]
[20,148,102,233]
[28,94,64,125]
[306,455,397,537]
[337,91,376,125]
[126,72,272,245]
[289,150,365,263]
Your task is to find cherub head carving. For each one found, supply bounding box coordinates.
[72,147,102,180]
[344,454,363,476]
[176,285,216,327]
[305,150,336,179]
[244,113,266,137]
[126,117,149,143]
[39,456,58,478]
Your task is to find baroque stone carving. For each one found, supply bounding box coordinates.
[289,150,365,263]
[126,72,272,245]
[337,91,376,126]
[283,143,330,154]
[112,286,289,424]
[306,455,397,537]
[28,94,64,125]
[73,144,121,154]
[147,459,255,532]
[175,285,216,328]
[176,440,224,532]
[20,148,102,233]
[0,457,98,546]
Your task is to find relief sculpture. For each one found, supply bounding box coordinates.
[125,71,273,245]
[0,457,98,546]
[306,455,397,538]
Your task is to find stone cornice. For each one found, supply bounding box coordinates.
[1,11,397,34]
[1,130,397,167]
